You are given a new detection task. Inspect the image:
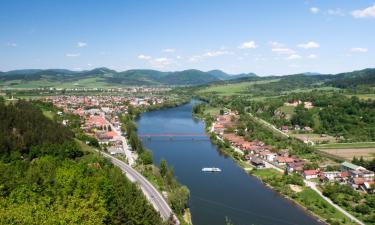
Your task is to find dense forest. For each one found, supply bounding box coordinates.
[0,98,164,225]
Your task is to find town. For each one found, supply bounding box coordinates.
[211,110,375,194]
[45,95,168,165]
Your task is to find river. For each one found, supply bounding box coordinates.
[136,100,322,225]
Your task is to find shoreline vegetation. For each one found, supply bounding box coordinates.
[192,103,358,225]
[123,97,192,225]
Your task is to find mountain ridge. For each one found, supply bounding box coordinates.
[1,67,374,88]
[0,67,257,86]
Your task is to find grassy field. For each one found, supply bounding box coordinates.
[278,105,295,116]
[0,77,119,89]
[251,168,282,177]
[346,93,375,100]
[197,79,279,96]
[42,110,55,120]
[283,86,339,94]
[204,106,221,116]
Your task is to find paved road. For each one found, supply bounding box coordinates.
[304,180,365,225]
[96,149,179,224]
[107,121,136,166]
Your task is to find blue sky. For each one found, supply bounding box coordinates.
[1,0,375,75]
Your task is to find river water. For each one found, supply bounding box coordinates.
[136,100,322,225]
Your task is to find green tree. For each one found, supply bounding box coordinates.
[160,159,168,177]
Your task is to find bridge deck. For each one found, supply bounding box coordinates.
[138,133,207,137]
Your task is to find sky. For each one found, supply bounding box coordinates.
[0,0,375,76]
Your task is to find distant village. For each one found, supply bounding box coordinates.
[211,110,375,194]
[46,95,167,165]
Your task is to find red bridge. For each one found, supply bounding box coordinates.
[138,133,207,137]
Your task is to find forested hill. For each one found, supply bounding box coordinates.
[1,66,374,88]
[0,67,257,87]
[326,68,375,88]
[0,98,163,225]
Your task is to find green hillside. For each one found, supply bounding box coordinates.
[0,99,163,225]
[0,68,259,88]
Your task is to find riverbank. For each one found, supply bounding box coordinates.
[124,100,192,225]
[193,108,358,225]
[137,100,328,225]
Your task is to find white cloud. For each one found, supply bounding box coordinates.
[352,4,375,18]
[189,55,202,62]
[162,48,176,53]
[297,41,320,49]
[350,47,368,53]
[150,57,173,68]
[176,55,182,59]
[270,41,283,48]
[272,48,295,55]
[66,53,80,57]
[270,41,296,55]
[138,54,152,60]
[327,8,345,16]
[310,7,320,14]
[286,54,302,60]
[7,42,18,47]
[308,54,318,59]
[77,42,87,47]
[239,41,257,49]
[189,50,232,62]
[204,50,232,57]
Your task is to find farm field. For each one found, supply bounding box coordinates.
[0,77,119,89]
[319,148,375,160]
[197,79,279,96]
[318,142,375,149]
[290,133,336,144]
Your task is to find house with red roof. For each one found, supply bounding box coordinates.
[275,156,294,165]
[303,170,319,179]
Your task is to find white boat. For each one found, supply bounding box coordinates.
[202,167,222,172]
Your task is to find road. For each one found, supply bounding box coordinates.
[96,149,179,224]
[304,180,365,225]
[248,113,290,138]
[107,119,136,166]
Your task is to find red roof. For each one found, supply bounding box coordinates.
[341,171,349,178]
[276,156,294,163]
[105,131,117,138]
[304,170,318,176]
[87,116,107,126]
[353,178,365,185]
[214,124,224,129]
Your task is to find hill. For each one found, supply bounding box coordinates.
[0,68,228,88]
[0,99,163,224]
[197,68,375,97]
[1,67,374,89]
[326,68,375,88]
[207,70,257,80]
